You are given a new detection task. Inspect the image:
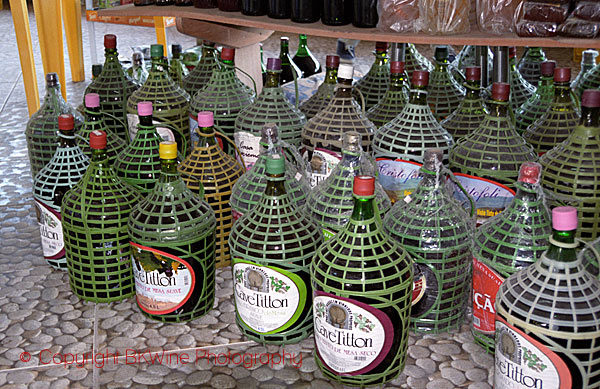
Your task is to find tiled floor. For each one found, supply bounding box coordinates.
[0,3,582,388]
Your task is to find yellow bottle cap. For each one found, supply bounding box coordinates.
[159,141,177,159]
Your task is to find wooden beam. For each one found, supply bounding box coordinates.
[176,17,273,48]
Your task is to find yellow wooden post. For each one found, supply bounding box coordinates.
[62,0,85,82]
[32,0,67,100]
[9,0,40,115]
[154,17,168,56]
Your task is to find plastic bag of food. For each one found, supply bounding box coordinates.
[558,16,600,37]
[419,0,471,34]
[516,19,558,36]
[477,0,522,34]
[574,1,600,22]
[523,1,570,23]
[377,0,420,32]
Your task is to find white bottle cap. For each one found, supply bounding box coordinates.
[337,64,354,80]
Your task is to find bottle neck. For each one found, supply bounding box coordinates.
[526,48,545,61]
[91,147,109,164]
[160,157,179,183]
[264,173,287,196]
[489,99,509,118]
[419,167,443,188]
[464,80,481,99]
[150,55,168,73]
[105,48,119,64]
[221,58,234,67]
[513,181,541,203]
[374,50,388,66]
[340,149,360,165]
[280,42,290,60]
[85,106,103,122]
[139,114,153,127]
[196,125,218,147]
[553,82,572,105]
[45,84,62,101]
[295,36,309,57]
[324,66,338,84]
[265,70,281,88]
[434,59,449,72]
[546,228,577,263]
[58,130,77,147]
[350,195,375,221]
[389,73,406,91]
[202,46,215,59]
[409,84,428,105]
[335,77,353,98]
[259,137,281,154]
[582,61,596,74]
[580,106,600,128]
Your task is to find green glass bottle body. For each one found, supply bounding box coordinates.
[128,144,217,322]
[517,47,547,86]
[280,37,302,84]
[292,34,321,78]
[440,76,488,140]
[366,64,409,128]
[181,43,218,96]
[168,49,189,87]
[427,48,466,121]
[353,43,390,111]
[404,43,433,75]
[299,60,338,120]
[515,70,555,134]
[509,52,536,113]
[574,50,600,97]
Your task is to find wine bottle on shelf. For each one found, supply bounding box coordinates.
[62,130,141,303]
[508,46,536,114]
[311,175,413,387]
[127,52,149,85]
[292,34,322,78]
[440,66,488,140]
[517,47,547,86]
[366,61,409,128]
[218,0,241,11]
[427,45,466,122]
[515,61,556,134]
[321,0,351,25]
[241,0,267,15]
[194,0,217,7]
[291,0,321,22]
[175,0,193,5]
[33,114,89,270]
[84,34,139,143]
[268,0,290,18]
[181,41,218,96]
[230,123,310,221]
[353,42,390,111]
[26,73,84,178]
[495,206,600,389]
[572,49,598,94]
[540,89,600,241]
[234,58,306,169]
[230,154,322,345]
[168,44,188,87]
[352,0,378,27]
[471,162,551,353]
[280,37,303,84]
[299,54,339,120]
[128,141,217,323]
[524,68,581,155]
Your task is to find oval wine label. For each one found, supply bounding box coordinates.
[127,113,175,144]
[451,173,515,225]
[313,292,393,375]
[375,158,422,204]
[495,317,572,389]
[233,261,306,334]
[34,200,64,259]
[234,131,260,170]
[472,258,504,334]
[307,148,342,188]
[130,242,195,315]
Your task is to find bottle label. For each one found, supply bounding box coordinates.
[472,258,504,333]
[232,209,244,222]
[34,200,64,259]
[130,242,195,315]
[234,131,260,170]
[322,228,335,241]
[412,271,426,307]
[495,317,572,389]
[127,113,175,144]
[410,264,438,318]
[233,260,306,334]
[451,173,515,225]
[306,148,342,188]
[375,158,422,204]
[313,292,393,375]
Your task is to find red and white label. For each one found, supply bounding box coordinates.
[472,257,504,333]
[34,200,64,260]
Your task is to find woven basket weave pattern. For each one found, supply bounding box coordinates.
[510,67,536,113]
[440,89,488,140]
[427,64,466,121]
[517,49,546,86]
[523,101,581,155]
[366,89,409,128]
[353,60,390,111]
[299,83,336,120]
[405,44,433,75]
[577,63,600,98]
[182,49,219,96]
[77,110,126,166]
[515,80,554,133]
[580,238,600,278]
[169,58,187,87]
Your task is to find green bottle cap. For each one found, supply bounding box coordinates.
[265,154,285,175]
[151,44,164,58]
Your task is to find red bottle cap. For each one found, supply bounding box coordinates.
[90,130,107,150]
[58,114,74,131]
[465,66,481,81]
[137,101,153,116]
[85,93,100,108]
[266,58,281,71]
[518,162,541,185]
[353,176,375,196]
[390,61,405,74]
[582,90,600,108]
[326,55,340,68]
[540,61,556,77]
[412,71,429,87]
[375,42,388,52]
[554,68,571,83]
[509,46,517,59]
[552,206,578,231]
[221,47,235,61]
[104,34,117,49]
[491,82,510,102]
[197,111,214,127]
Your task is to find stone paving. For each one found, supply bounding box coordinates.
[0,4,581,388]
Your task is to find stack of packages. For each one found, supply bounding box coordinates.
[377,0,472,34]
[559,1,600,38]
[515,0,600,37]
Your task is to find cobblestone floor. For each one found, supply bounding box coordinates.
[0,3,581,388]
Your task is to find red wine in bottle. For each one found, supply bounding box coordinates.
[352,0,378,28]
[241,0,267,15]
[268,0,291,18]
[322,0,352,25]
[292,0,322,22]
[218,0,241,11]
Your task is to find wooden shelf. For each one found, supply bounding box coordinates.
[98,4,600,49]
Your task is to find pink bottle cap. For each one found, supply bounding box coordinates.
[552,206,578,231]
[197,111,214,127]
[90,130,107,150]
[137,101,153,116]
[518,162,541,184]
[85,93,100,108]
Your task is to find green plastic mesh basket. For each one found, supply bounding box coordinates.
[32,132,90,270]
[454,46,493,74]
[509,63,536,113]
[26,74,84,177]
[127,61,191,158]
[384,150,474,334]
[353,55,390,111]
[77,105,126,167]
[440,84,488,140]
[128,158,217,323]
[114,108,162,196]
[229,159,322,345]
[311,189,413,386]
[181,44,219,97]
[450,101,537,189]
[372,102,454,164]
[299,82,336,120]
[577,63,600,98]
[234,85,306,148]
[427,61,466,122]
[366,87,409,128]
[523,99,581,155]
[230,125,309,219]
[496,251,600,389]
[572,50,599,94]
[178,129,245,268]
[517,47,547,86]
[471,164,551,353]
[405,44,433,75]
[62,138,141,303]
[580,238,600,278]
[168,57,188,88]
[515,75,554,133]
[540,124,600,241]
